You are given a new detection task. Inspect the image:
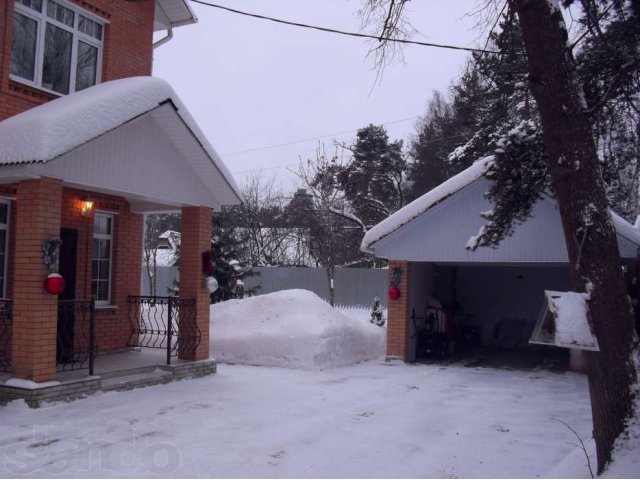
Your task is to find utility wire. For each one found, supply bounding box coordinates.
[221,116,417,157]
[230,131,472,175]
[191,0,501,55]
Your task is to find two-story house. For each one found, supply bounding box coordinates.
[0,0,241,405]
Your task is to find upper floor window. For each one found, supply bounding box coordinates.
[10,0,104,95]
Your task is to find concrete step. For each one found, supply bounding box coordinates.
[100,368,173,392]
[98,365,163,380]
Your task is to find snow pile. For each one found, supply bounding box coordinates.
[210,289,385,369]
[546,291,598,350]
[604,375,640,479]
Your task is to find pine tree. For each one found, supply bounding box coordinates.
[210,215,259,303]
[511,0,639,471]
[370,295,385,327]
[337,124,406,227]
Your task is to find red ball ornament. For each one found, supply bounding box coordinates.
[44,273,65,295]
[388,286,401,300]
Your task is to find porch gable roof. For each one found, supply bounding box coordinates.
[0,77,241,211]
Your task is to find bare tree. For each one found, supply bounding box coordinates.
[143,213,180,297]
[240,175,296,266]
[293,144,367,305]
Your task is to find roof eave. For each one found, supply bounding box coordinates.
[154,0,198,32]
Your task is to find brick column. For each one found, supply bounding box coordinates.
[12,177,63,382]
[179,206,212,361]
[386,260,412,362]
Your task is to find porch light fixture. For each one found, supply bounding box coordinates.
[81,197,94,216]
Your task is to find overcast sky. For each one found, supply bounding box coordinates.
[153,0,481,193]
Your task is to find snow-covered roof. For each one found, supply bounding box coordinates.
[159,230,181,249]
[362,157,493,253]
[362,157,640,260]
[0,76,241,209]
[154,0,197,31]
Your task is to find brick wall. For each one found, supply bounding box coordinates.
[6,183,144,380]
[387,261,412,361]
[59,188,143,352]
[0,0,155,120]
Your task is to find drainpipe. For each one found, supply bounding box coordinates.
[153,26,174,49]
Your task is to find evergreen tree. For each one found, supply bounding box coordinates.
[337,124,407,227]
[370,295,385,327]
[210,213,259,303]
[407,91,467,200]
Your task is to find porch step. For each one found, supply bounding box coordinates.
[99,365,165,380]
[100,368,174,392]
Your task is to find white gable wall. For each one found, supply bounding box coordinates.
[373,177,638,262]
[10,106,229,212]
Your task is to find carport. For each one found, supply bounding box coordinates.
[362,159,640,364]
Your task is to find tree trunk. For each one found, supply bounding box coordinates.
[513,0,639,472]
[326,265,335,306]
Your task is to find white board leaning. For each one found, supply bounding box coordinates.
[530,290,599,351]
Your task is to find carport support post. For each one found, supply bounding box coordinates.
[386,261,412,362]
[179,206,212,361]
[12,177,63,382]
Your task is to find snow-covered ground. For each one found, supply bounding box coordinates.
[210,290,385,369]
[2,291,636,477]
[1,362,598,478]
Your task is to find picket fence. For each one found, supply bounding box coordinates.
[141,266,388,308]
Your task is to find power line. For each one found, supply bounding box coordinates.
[191,0,501,55]
[230,131,472,175]
[221,116,418,157]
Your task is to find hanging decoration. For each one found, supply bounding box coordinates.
[204,276,219,294]
[43,238,65,295]
[202,250,218,293]
[389,266,403,300]
[202,250,213,276]
[43,238,62,272]
[45,273,65,295]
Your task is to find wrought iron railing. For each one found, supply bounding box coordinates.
[56,299,96,375]
[127,296,200,365]
[0,299,12,373]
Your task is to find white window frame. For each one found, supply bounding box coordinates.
[92,211,114,306]
[0,200,10,300]
[11,0,105,95]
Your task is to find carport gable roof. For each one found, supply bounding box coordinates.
[362,157,640,262]
[361,157,493,253]
[0,77,241,211]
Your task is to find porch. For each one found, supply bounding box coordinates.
[0,349,216,407]
[0,295,215,406]
[0,77,241,389]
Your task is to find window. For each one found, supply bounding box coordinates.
[92,212,113,305]
[10,0,104,95]
[0,201,10,299]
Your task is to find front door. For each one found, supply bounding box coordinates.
[57,228,77,363]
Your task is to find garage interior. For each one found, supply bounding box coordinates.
[407,262,574,368]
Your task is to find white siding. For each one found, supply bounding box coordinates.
[35,105,233,211]
[373,177,638,262]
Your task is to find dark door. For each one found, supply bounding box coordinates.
[57,228,78,363]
